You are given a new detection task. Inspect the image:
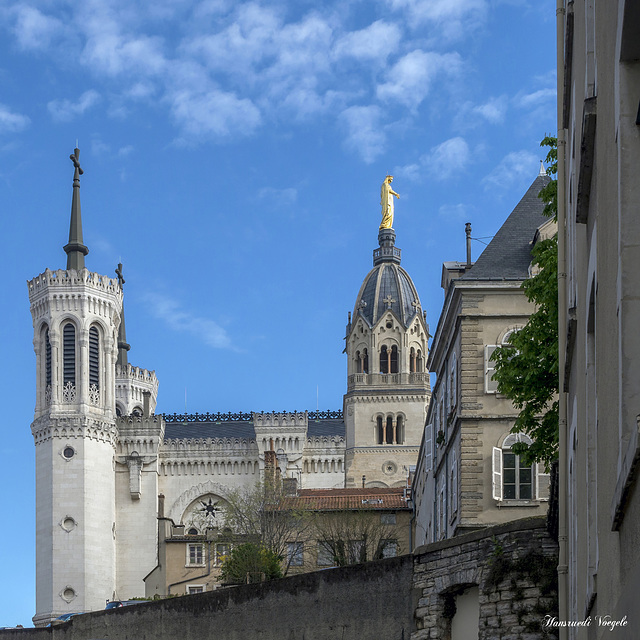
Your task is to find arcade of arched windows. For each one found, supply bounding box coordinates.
[355,348,369,374]
[260,437,302,452]
[302,458,344,474]
[376,414,406,445]
[159,460,260,476]
[409,347,424,373]
[380,344,399,374]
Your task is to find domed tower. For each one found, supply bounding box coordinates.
[28,150,121,626]
[344,223,431,488]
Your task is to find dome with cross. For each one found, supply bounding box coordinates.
[352,228,423,328]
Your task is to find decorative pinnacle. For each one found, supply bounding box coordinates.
[539,160,547,176]
[63,148,89,270]
[116,262,131,367]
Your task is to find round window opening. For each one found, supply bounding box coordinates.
[62,517,76,532]
[63,446,75,460]
[382,461,398,475]
[386,321,393,329]
[62,588,76,602]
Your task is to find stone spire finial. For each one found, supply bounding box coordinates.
[115,262,131,367]
[64,148,89,270]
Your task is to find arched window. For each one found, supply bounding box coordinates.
[380,345,389,374]
[390,345,398,374]
[385,417,393,444]
[449,352,457,409]
[410,348,416,373]
[62,323,76,402]
[396,415,404,444]
[89,324,100,383]
[377,416,384,444]
[44,327,52,388]
[355,351,362,373]
[363,348,369,374]
[417,350,423,372]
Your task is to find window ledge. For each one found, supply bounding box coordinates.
[497,500,541,508]
[185,563,206,568]
[611,416,640,531]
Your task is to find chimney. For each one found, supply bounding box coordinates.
[143,391,151,417]
[465,222,472,268]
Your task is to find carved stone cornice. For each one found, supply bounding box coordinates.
[31,414,117,446]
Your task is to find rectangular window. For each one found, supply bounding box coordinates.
[485,345,499,393]
[424,423,433,472]
[186,585,204,594]
[317,542,335,567]
[499,451,534,500]
[380,513,396,525]
[287,542,304,566]
[380,540,398,558]
[215,543,230,566]
[349,540,365,563]
[187,543,204,566]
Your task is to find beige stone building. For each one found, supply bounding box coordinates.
[413,171,551,546]
[558,0,640,635]
[144,486,412,596]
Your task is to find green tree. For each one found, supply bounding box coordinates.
[491,136,559,469]
[219,543,283,584]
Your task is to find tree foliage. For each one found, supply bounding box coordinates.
[312,510,399,567]
[491,136,559,469]
[221,482,311,576]
[219,542,283,584]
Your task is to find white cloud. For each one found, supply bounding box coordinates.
[377,50,462,110]
[169,88,261,138]
[397,136,470,181]
[333,20,401,62]
[472,95,507,123]
[385,0,487,30]
[483,150,538,189]
[47,90,101,123]
[118,145,134,157]
[12,5,65,51]
[340,105,386,164]
[514,88,556,109]
[258,186,298,206]
[0,103,30,134]
[144,293,234,350]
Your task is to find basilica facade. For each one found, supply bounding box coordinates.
[27,154,430,626]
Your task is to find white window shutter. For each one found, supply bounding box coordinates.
[536,462,551,500]
[424,424,433,472]
[485,345,499,393]
[492,447,503,500]
[451,449,458,514]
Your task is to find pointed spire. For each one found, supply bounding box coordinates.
[115,263,131,367]
[539,160,547,177]
[64,148,89,270]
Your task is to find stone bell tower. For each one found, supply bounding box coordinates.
[343,205,431,488]
[28,149,121,626]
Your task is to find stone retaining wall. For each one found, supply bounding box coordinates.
[412,517,558,640]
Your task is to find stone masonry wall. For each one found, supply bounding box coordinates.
[1,518,556,640]
[412,517,558,640]
[1,555,416,640]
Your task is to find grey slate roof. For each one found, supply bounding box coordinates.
[163,417,345,441]
[354,263,421,327]
[461,174,551,280]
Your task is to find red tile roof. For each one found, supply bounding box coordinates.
[281,487,410,511]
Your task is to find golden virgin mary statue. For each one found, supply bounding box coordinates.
[380,175,400,230]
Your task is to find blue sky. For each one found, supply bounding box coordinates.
[0,0,556,626]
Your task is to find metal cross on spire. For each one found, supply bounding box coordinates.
[64,147,89,270]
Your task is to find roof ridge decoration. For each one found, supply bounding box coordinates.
[64,147,89,271]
